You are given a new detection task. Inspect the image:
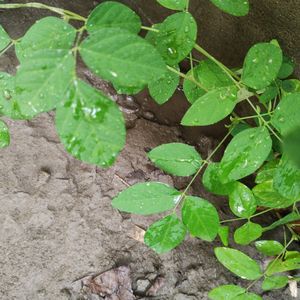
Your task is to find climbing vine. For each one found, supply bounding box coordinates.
[0,1,299,298]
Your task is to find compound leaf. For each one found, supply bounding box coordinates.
[181,85,238,126]
[183,59,232,104]
[255,240,284,256]
[208,285,246,300]
[215,247,262,280]
[15,17,76,63]
[209,0,249,16]
[242,43,283,90]
[219,127,272,182]
[148,65,180,104]
[112,182,180,215]
[148,142,202,176]
[144,214,186,253]
[56,79,125,167]
[157,0,188,10]
[80,28,166,89]
[182,196,219,241]
[234,222,263,245]
[87,1,141,34]
[146,12,197,65]
[0,119,9,148]
[229,182,257,218]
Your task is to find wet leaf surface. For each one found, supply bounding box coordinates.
[255,240,284,256]
[157,0,188,11]
[209,0,249,16]
[234,221,262,245]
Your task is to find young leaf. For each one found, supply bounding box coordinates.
[0,119,9,148]
[148,143,202,176]
[148,65,180,104]
[55,79,125,167]
[86,1,141,34]
[183,59,232,104]
[262,275,289,291]
[182,196,220,241]
[219,127,272,182]
[253,180,295,209]
[255,240,284,256]
[208,285,246,300]
[233,293,262,300]
[14,49,75,118]
[271,92,300,135]
[144,214,186,253]
[242,43,283,90]
[146,12,197,65]
[112,182,180,215]
[229,182,257,218]
[112,82,144,95]
[277,55,295,79]
[157,0,187,10]
[273,156,300,201]
[209,0,249,16]
[218,226,229,247]
[234,222,263,245]
[0,72,26,119]
[266,251,300,276]
[214,247,263,280]
[282,79,300,95]
[15,17,76,63]
[202,163,235,196]
[255,159,279,184]
[264,212,300,232]
[181,86,238,126]
[80,28,166,89]
[0,25,10,51]
[259,84,279,104]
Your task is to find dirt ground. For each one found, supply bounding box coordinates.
[0,1,299,299]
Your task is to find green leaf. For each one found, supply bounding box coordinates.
[208,285,246,300]
[112,182,180,215]
[283,126,300,168]
[0,25,10,51]
[182,196,219,241]
[183,59,232,104]
[262,275,289,291]
[271,92,300,135]
[282,79,300,95]
[0,72,26,119]
[80,28,166,89]
[112,82,144,95]
[253,180,295,209]
[218,226,229,247]
[202,163,235,196]
[259,84,279,104]
[255,240,284,256]
[55,79,125,167]
[181,86,238,126]
[146,12,197,65]
[209,0,249,16]
[15,17,76,63]
[14,49,75,118]
[273,156,300,200]
[242,43,283,90]
[0,119,9,148]
[215,247,263,280]
[231,123,252,137]
[264,212,300,232]
[157,0,187,10]
[233,293,262,300]
[229,182,257,218]
[144,214,186,253]
[255,159,279,184]
[277,55,295,79]
[266,251,300,276]
[219,127,272,182]
[86,1,141,34]
[148,143,202,176]
[234,222,263,245]
[148,65,180,104]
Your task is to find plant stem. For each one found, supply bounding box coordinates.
[234,112,272,121]
[0,2,86,22]
[0,42,14,57]
[141,26,159,32]
[167,65,208,92]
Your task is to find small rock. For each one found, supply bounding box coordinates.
[135,279,151,294]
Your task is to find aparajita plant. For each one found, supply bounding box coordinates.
[0,1,299,299]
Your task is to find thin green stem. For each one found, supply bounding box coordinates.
[246,98,283,143]
[167,65,208,92]
[0,42,14,57]
[233,112,272,121]
[186,0,190,11]
[0,3,86,22]
[141,26,159,32]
